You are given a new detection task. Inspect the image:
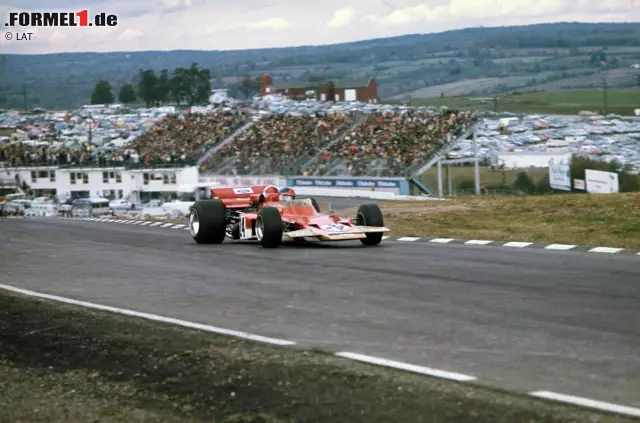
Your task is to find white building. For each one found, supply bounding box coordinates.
[209,89,229,105]
[2,165,199,204]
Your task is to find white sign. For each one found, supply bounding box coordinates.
[573,179,585,190]
[585,169,619,194]
[233,187,253,194]
[548,158,571,191]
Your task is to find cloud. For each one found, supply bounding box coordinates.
[162,0,193,10]
[244,17,291,30]
[204,17,294,33]
[1,0,639,54]
[118,28,143,40]
[376,0,640,25]
[49,31,68,43]
[327,7,356,27]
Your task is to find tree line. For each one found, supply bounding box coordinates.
[90,63,212,107]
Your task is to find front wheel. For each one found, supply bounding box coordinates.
[356,204,384,246]
[255,207,283,248]
[189,199,227,244]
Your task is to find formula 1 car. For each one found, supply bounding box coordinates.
[188,185,389,248]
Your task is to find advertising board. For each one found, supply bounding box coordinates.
[585,169,619,194]
[548,158,571,191]
[287,177,409,195]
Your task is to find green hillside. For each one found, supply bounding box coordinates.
[399,89,640,115]
[1,22,640,109]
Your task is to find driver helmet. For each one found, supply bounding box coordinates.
[279,187,296,202]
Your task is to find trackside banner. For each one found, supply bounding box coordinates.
[287,177,409,195]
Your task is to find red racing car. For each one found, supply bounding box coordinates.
[188,185,389,248]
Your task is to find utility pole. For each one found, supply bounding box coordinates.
[602,73,608,115]
[88,113,92,146]
[473,130,480,195]
[600,61,608,115]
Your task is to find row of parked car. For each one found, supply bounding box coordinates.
[0,194,185,219]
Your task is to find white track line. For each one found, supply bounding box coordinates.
[430,238,454,243]
[465,240,493,245]
[172,224,186,228]
[530,391,640,418]
[149,222,163,227]
[545,244,577,250]
[161,223,174,228]
[335,352,476,382]
[503,241,533,248]
[381,236,391,240]
[140,222,152,226]
[0,283,296,347]
[396,237,421,242]
[588,247,623,254]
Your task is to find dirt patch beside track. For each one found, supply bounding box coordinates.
[1,291,634,423]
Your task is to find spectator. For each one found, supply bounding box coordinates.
[310,109,477,176]
[201,113,353,174]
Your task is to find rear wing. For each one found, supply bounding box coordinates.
[210,185,270,209]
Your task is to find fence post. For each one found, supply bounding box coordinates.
[473,130,480,195]
[437,159,443,198]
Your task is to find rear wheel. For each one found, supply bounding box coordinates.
[189,199,226,244]
[255,207,283,248]
[356,204,384,246]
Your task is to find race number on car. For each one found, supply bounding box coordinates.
[322,224,347,232]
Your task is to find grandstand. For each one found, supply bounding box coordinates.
[198,109,477,178]
[0,106,478,198]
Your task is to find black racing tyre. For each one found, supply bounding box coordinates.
[189,199,226,244]
[256,206,283,248]
[357,204,384,246]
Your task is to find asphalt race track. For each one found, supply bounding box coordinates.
[1,216,639,411]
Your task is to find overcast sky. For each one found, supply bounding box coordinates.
[1,0,639,54]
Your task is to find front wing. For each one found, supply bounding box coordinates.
[284,225,390,241]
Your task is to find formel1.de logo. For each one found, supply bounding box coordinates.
[5,10,118,27]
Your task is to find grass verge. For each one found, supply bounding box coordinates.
[1,291,636,423]
[376,192,640,249]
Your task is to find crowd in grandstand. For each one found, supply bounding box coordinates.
[201,113,354,174]
[132,109,248,165]
[0,109,249,168]
[305,109,477,176]
[1,106,476,177]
